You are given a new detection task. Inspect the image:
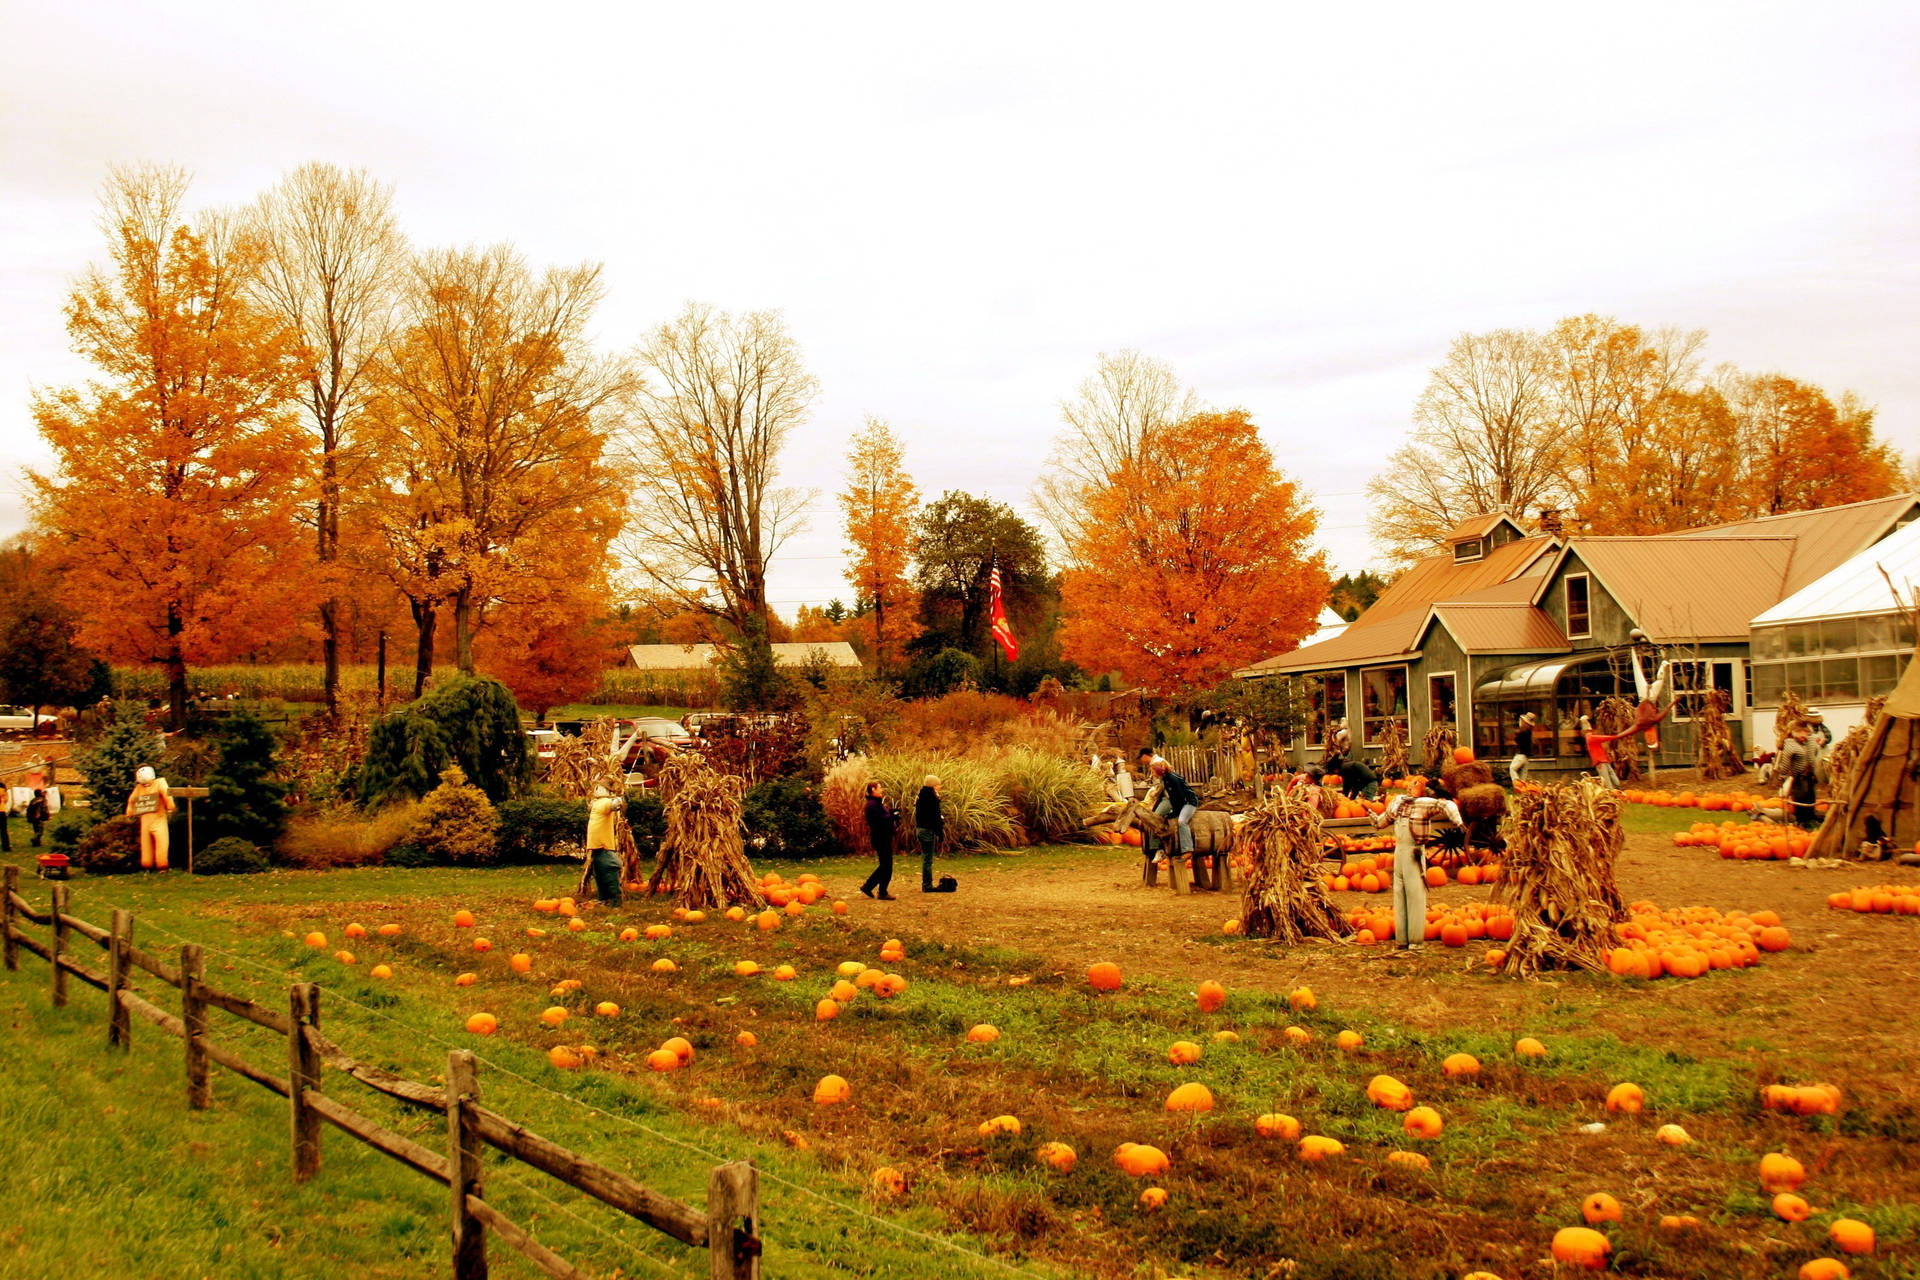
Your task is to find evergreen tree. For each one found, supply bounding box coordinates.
[206,712,288,846]
[361,674,531,804]
[72,713,165,811]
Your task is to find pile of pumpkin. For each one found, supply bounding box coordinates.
[1603,901,1790,979]
[1826,884,1920,916]
[1332,899,1518,948]
[1323,852,1505,893]
[1674,821,1812,860]
[1621,787,1802,816]
[1328,831,1395,855]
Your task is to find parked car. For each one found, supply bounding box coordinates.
[0,705,55,733]
[524,727,561,762]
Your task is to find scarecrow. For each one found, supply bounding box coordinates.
[126,765,176,870]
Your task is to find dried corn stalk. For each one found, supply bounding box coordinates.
[1693,689,1744,780]
[1773,689,1814,752]
[1595,696,1644,782]
[1825,721,1872,808]
[1494,779,1627,977]
[1379,718,1409,779]
[549,719,645,895]
[1421,724,1457,772]
[647,754,766,911]
[1238,789,1350,943]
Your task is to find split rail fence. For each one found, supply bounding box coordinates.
[0,865,761,1279]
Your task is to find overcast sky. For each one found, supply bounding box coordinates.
[4,1,1917,613]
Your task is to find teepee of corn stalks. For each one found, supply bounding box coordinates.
[1494,779,1628,977]
[1594,695,1644,782]
[1238,788,1351,943]
[1378,718,1409,778]
[548,719,646,896]
[647,754,766,911]
[1693,689,1745,780]
[1823,696,1887,810]
[1421,724,1457,772]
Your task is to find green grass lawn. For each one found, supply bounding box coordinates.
[0,853,1066,1280]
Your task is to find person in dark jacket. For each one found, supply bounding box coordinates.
[860,781,896,900]
[26,789,50,847]
[914,775,943,892]
[1336,755,1378,800]
[1150,758,1201,858]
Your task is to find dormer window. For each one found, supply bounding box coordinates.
[1453,538,1484,564]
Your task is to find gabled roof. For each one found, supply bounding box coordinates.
[1669,493,1919,595]
[1426,603,1569,654]
[1753,516,1920,626]
[627,642,862,671]
[1541,537,1796,642]
[1445,512,1526,544]
[1236,611,1428,676]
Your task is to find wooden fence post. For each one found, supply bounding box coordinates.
[445,1049,488,1280]
[106,908,132,1049]
[708,1160,760,1280]
[1,865,15,971]
[287,983,322,1182]
[181,943,209,1110]
[48,883,68,1007]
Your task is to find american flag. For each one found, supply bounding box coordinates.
[989,556,1019,661]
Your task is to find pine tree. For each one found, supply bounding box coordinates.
[206,712,288,846]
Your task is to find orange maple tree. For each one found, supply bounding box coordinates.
[1060,410,1328,693]
[475,586,608,723]
[31,167,315,725]
[837,418,921,674]
[1729,375,1902,516]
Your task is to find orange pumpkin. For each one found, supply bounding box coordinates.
[1255,1113,1301,1140]
[1114,1143,1169,1176]
[813,1074,851,1105]
[966,1024,1000,1044]
[464,1012,497,1035]
[1165,1082,1215,1113]
[1605,1082,1644,1113]
[1087,962,1123,991]
[1297,1135,1345,1161]
[1168,1040,1203,1066]
[1036,1141,1076,1172]
[1403,1106,1443,1139]
[1366,1075,1414,1111]
[1551,1226,1611,1270]
[1759,1152,1806,1193]
[1196,980,1227,1013]
[1581,1192,1622,1225]
[1828,1219,1874,1255]
[1773,1193,1811,1222]
[1799,1262,1850,1280]
[1287,985,1317,1011]
[1386,1150,1431,1171]
[1442,1052,1480,1078]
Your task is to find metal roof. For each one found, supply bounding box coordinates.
[1360,536,1559,625]
[1428,603,1569,654]
[1236,610,1427,676]
[1444,512,1524,544]
[626,642,862,671]
[1668,493,1919,595]
[1549,537,1797,642]
[1753,516,1920,626]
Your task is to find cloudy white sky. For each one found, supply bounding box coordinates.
[4,1,1918,613]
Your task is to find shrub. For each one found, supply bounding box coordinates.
[1001,748,1104,842]
[408,767,500,866]
[72,815,142,875]
[866,754,1018,852]
[205,712,288,847]
[820,756,872,856]
[361,675,531,804]
[743,777,839,859]
[385,842,434,869]
[625,790,664,857]
[889,690,1096,759]
[496,792,590,863]
[48,807,101,853]
[900,648,981,699]
[71,715,166,811]
[194,836,269,875]
[276,800,424,870]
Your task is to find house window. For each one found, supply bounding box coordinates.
[1669,660,1738,721]
[1361,666,1409,746]
[1429,673,1457,727]
[1453,538,1483,564]
[1305,673,1348,746]
[1565,574,1591,639]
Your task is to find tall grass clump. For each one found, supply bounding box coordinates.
[1000,748,1104,841]
[866,753,1018,852]
[821,755,873,856]
[276,799,425,869]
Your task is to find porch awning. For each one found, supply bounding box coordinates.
[1475,658,1575,703]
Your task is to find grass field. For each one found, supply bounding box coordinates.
[1,804,1916,1279]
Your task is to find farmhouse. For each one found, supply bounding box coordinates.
[1241,494,1920,775]
[625,642,863,672]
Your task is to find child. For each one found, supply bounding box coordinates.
[26,789,50,847]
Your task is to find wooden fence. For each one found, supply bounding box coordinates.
[1160,744,1240,790]
[0,865,761,1280]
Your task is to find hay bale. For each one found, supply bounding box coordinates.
[1494,779,1626,977]
[1238,789,1350,943]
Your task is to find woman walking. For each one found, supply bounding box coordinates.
[860,781,897,900]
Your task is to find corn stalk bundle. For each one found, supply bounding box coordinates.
[1494,779,1627,977]
[1693,689,1745,780]
[1238,789,1351,943]
[1825,721,1873,808]
[1378,718,1409,779]
[647,754,765,910]
[547,719,647,895]
[1594,696,1644,782]
[1773,689,1814,752]
[1421,724,1457,772]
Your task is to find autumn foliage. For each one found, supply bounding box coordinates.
[31,167,316,722]
[838,418,921,673]
[1060,411,1328,693]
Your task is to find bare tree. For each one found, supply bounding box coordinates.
[1367,328,1566,565]
[1034,349,1199,555]
[620,303,817,639]
[247,164,405,715]
[1546,314,1705,503]
[366,245,632,674]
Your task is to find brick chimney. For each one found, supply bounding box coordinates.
[1538,507,1564,536]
